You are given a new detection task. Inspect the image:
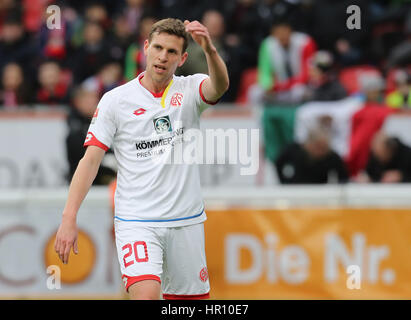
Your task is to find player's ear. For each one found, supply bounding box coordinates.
[178,51,188,67]
[143,39,149,56]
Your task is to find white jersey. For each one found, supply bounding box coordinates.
[84,72,217,227]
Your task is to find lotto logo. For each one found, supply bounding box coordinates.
[84,132,94,144]
[170,93,183,107]
[199,267,208,282]
[133,108,146,116]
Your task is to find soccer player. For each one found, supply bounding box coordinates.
[54,18,229,300]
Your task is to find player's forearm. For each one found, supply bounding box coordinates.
[204,48,229,99]
[62,156,101,222]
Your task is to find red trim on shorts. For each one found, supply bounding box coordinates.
[84,132,109,151]
[199,79,219,105]
[163,292,210,300]
[122,274,161,292]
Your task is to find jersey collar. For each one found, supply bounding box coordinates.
[137,72,174,108]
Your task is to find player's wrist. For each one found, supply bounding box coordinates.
[204,45,217,56]
[62,211,77,224]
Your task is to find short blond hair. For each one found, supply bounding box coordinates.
[148,18,189,52]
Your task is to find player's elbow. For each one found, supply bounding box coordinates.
[204,76,229,101]
[222,77,230,93]
[216,77,229,97]
[221,73,230,92]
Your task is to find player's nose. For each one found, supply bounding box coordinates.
[158,49,168,62]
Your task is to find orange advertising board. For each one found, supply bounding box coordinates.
[204,208,411,299]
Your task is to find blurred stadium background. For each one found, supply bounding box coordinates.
[2,0,411,299]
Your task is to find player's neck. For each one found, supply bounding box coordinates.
[140,72,173,95]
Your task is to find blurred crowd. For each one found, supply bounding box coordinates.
[255,0,411,185]
[0,0,275,108]
[5,0,411,107]
[1,0,411,185]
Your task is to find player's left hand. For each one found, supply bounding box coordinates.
[184,20,216,54]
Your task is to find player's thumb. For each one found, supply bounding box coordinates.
[73,239,79,255]
[184,20,189,26]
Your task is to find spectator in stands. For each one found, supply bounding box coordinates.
[0,16,38,76]
[124,15,157,81]
[309,0,371,67]
[123,0,146,34]
[0,62,32,108]
[0,0,21,33]
[257,0,295,38]
[154,0,223,23]
[38,7,71,61]
[35,60,70,106]
[258,18,316,103]
[386,9,411,69]
[275,126,349,184]
[356,132,411,183]
[70,1,111,48]
[65,86,116,185]
[303,50,348,102]
[82,61,124,98]
[177,9,241,101]
[22,0,44,34]
[386,69,411,109]
[225,0,263,68]
[70,21,113,84]
[359,73,386,105]
[85,2,111,29]
[367,0,407,65]
[256,0,312,38]
[177,10,224,75]
[106,14,134,64]
[345,77,394,177]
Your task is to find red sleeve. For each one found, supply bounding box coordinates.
[84,132,109,151]
[199,79,220,105]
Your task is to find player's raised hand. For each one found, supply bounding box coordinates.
[184,20,216,54]
[54,217,79,264]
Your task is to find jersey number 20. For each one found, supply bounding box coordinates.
[122,241,148,268]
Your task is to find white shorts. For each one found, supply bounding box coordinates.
[114,220,210,299]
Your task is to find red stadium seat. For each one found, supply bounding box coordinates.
[339,65,381,95]
[236,68,258,105]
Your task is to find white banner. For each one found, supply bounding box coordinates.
[0,189,122,298]
[0,111,68,189]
